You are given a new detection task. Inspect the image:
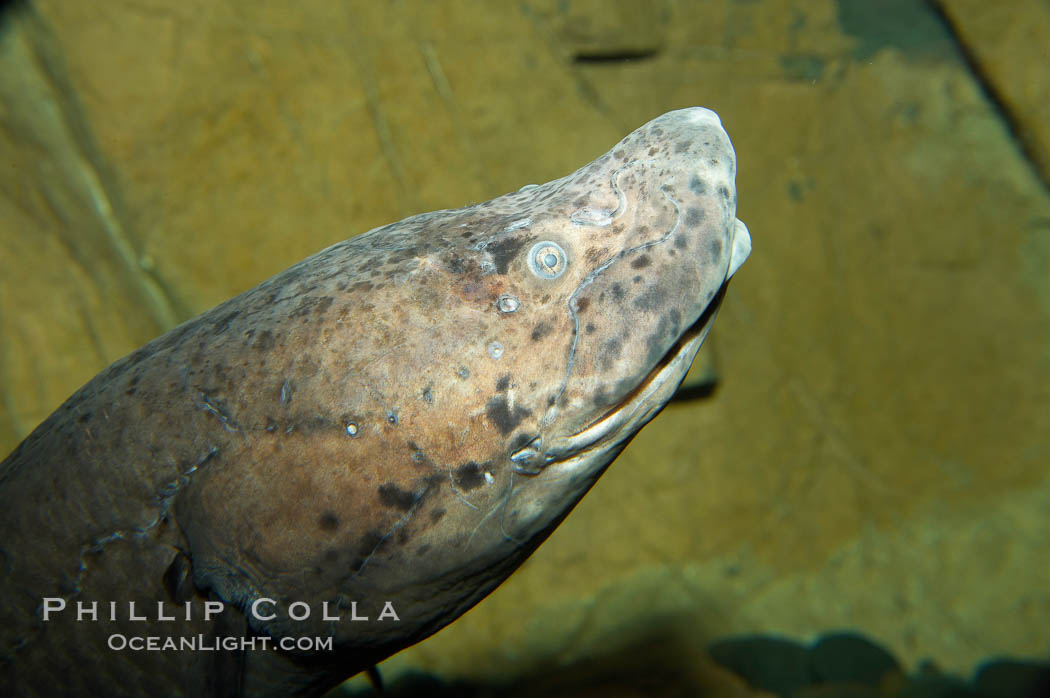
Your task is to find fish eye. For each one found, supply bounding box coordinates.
[527,241,568,279]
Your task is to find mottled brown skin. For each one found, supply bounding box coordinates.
[0,108,748,696]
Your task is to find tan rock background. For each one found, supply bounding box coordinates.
[1,0,1047,693]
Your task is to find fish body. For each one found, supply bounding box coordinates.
[0,107,750,696]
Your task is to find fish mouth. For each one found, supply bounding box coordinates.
[543,282,728,469]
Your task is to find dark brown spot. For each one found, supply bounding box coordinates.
[357,530,385,557]
[253,330,275,351]
[600,338,623,369]
[445,255,466,274]
[407,441,427,463]
[644,315,673,365]
[315,296,334,315]
[508,432,535,453]
[318,512,340,531]
[378,483,416,511]
[593,387,615,408]
[385,248,417,265]
[576,297,590,313]
[633,287,668,311]
[630,255,651,269]
[531,322,552,342]
[496,374,511,391]
[455,463,486,491]
[486,396,531,435]
[486,234,530,274]
[289,296,331,319]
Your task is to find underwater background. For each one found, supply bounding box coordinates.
[0,0,1047,696]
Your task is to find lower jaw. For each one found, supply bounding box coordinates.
[544,280,729,471]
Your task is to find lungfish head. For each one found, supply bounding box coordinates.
[420,106,752,549]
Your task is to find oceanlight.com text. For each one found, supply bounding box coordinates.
[107,634,334,652]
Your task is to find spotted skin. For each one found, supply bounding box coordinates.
[0,108,749,697]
